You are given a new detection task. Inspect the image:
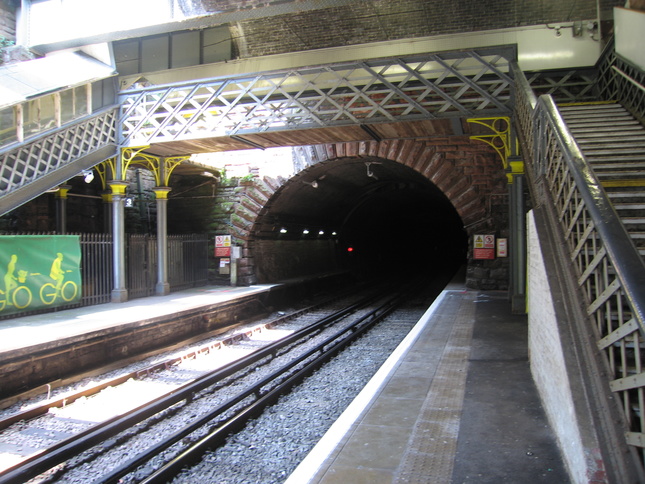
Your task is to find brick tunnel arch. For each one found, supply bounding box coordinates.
[229,139,507,285]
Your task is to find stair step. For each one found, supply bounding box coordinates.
[559,103,623,111]
[562,113,632,122]
[567,120,641,129]
[577,139,645,148]
[559,103,625,110]
[581,145,645,156]
[607,191,645,199]
[586,156,645,164]
[614,202,645,210]
[575,133,645,142]
[601,179,645,188]
[590,161,645,168]
[621,217,645,224]
[569,126,645,135]
[593,172,645,180]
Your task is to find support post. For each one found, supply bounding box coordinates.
[153,187,172,296]
[101,191,113,234]
[508,156,526,313]
[109,181,129,303]
[55,185,71,234]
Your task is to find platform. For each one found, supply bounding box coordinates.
[0,283,292,402]
[286,282,570,483]
[0,277,571,482]
[0,284,277,354]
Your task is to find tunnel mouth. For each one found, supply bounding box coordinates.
[252,157,467,283]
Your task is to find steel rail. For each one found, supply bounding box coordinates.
[0,285,359,428]
[98,285,407,484]
[138,284,414,484]
[0,287,388,484]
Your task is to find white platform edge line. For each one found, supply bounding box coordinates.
[284,289,452,484]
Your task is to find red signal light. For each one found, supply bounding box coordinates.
[347,247,354,252]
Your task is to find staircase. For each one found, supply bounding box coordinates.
[558,103,645,259]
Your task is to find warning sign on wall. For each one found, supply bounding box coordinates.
[215,247,231,257]
[215,235,231,247]
[474,234,495,260]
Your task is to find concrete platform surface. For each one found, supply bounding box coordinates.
[0,278,570,483]
[286,287,570,484]
[0,284,276,353]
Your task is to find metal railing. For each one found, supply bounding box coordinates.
[596,37,645,123]
[127,233,209,299]
[168,234,209,291]
[513,61,645,464]
[80,232,113,306]
[524,67,597,103]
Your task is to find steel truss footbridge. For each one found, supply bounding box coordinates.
[0,45,517,215]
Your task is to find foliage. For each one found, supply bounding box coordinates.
[0,36,14,49]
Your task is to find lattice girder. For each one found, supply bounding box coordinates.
[119,47,516,146]
[0,108,118,215]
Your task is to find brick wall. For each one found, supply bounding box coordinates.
[254,239,337,282]
[0,1,16,41]
[234,0,599,57]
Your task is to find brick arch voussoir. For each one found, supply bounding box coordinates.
[231,177,279,242]
[315,140,488,229]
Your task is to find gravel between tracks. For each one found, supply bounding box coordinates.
[171,304,427,484]
[1,292,432,484]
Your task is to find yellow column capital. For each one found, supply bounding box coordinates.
[506,159,525,184]
[152,187,172,199]
[56,185,72,199]
[108,181,128,196]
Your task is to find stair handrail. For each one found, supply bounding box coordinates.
[612,65,645,95]
[513,62,645,334]
[533,95,645,329]
[595,36,645,124]
[0,106,118,216]
[514,58,645,462]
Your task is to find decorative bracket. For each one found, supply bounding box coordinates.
[467,117,523,183]
[467,117,511,167]
[91,148,190,191]
[119,147,189,186]
[95,158,116,190]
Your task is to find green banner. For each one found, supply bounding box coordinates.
[0,235,82,316]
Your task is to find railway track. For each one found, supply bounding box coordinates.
[0,280,426,484]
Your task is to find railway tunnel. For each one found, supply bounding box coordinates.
[2,1,645,480]
[251,156,468,282]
